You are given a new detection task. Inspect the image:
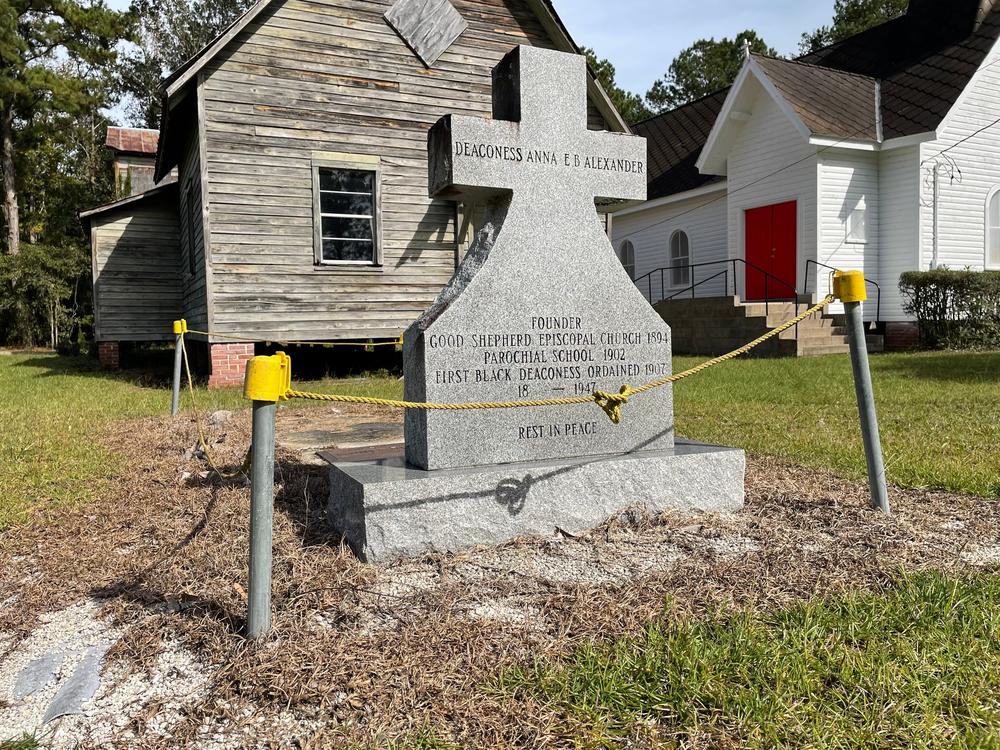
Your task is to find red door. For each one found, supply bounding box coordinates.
[744,201,797,300]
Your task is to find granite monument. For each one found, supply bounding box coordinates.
[326,45,744,562]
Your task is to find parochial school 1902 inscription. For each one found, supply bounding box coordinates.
[453,140,645,175]
[426,315,669,399]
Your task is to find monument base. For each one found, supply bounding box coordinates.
[322,440,745,563]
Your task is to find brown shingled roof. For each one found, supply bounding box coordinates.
[632,91,728,200]
[105,127,159,155]
[800,0,1000,139]
[637,0,1000,201]
[753,56,880,140]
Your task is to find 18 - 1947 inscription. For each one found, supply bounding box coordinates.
[425,315,668,443]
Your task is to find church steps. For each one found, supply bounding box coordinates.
[652,294,882,358]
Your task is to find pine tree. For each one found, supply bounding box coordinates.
[0,0,126,256]
[800,0,908,53]
[582,48,651,126]
[645,31,777,113]
[119,0,257,127]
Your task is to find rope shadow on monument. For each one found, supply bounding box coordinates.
[364,421,676,517]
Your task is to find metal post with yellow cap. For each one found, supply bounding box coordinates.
[242,352,291,638]
[171,319,187,416]
[834,270,890,513]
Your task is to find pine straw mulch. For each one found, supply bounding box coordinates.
[1,408,999,747]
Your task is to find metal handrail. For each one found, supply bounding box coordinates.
[635,257,803,342]
[633,258,799,316]
[804,260,881,323]
[663,268,729,301]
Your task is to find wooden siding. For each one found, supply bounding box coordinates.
[919,36,1000,273]
[816,150,879,318]
[725,78,817,300]
[878,145,920,321]
[611,188,729,302]
[92,199,183,341]
[197,0,612,341]
[178,122,211,332]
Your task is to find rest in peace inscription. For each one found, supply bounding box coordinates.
[405,45,670,470]
[426,315,668,443]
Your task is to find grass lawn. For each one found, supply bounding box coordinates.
[1,350,998,745]
[505,571,1000,748]
[0,352,400,530]
[673,350,1000,497]
[1,348,997,529]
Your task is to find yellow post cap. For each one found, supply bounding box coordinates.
[173,319,188,334]
[833,270,867,303]
[243,352,291,402]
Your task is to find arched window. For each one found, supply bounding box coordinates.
[988,187,1000,269]
[670,230,691,287]
[618,240,635,279]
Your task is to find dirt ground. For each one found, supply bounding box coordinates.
[1,406,999,748]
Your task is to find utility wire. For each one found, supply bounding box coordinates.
[614,55,1000,250]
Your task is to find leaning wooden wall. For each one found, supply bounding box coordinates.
[197,0,612,342]
[178,126,211,333]
[92,200,183,341]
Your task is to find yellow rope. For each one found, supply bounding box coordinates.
[285,295,836,424]
[184,327,402,348]
[179,336,252,480]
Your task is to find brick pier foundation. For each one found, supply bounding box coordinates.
[884,322,920,351]
[98,341,120,370]
[208,342,255,389]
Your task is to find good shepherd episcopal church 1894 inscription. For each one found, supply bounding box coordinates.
[404,45,673,470]
[326,45,745,563]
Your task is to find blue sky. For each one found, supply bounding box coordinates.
[556,0,834,95]
[106,0,835,97]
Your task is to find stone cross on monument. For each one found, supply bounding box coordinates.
[427,45,647,208]
[404,44,674,470]
[326,45,745,563]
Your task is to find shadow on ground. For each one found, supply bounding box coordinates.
[874,350,1000,383]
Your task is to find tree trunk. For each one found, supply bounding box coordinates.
[1,104,19,255]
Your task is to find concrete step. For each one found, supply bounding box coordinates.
[739,302,801,318]
[778,326,848,341]
[655,296,741,315]
[767,314,844,331]
[797,342,851,357]
[653,294,877,358]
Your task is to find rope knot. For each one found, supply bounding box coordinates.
[593,385,632,424]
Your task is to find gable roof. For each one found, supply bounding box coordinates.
[800,0,1000,138]
[637,0,1000,201]
[632,91,727,199]
[154,0,629,179]
[79,179,178,228]
[752,56,880,141]
[106,127,159,156]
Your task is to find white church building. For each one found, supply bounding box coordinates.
[612,0,1000,349]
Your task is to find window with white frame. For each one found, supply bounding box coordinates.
[618,240,635,279]
[988,187,1000,269]
[313,160,380,265]
[847,201,868,244]
[670,230,691,287]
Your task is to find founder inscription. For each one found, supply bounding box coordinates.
[404,45,673,470]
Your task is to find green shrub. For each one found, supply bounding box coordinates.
[899,269,1000,349]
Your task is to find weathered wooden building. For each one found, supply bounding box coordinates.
[83,0,627,386]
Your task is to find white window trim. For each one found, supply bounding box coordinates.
[668,229,692,289]
[311,155,383,269]
[846,202,869,245]
[986,185,1000,270]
